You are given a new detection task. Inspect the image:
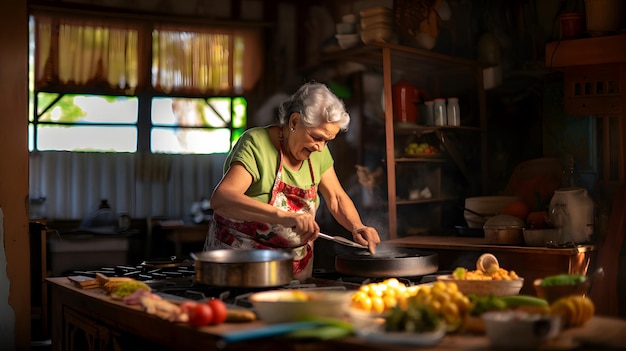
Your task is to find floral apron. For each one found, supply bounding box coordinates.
[204,130,317,277]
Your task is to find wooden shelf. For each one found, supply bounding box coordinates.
[545,34,626,68]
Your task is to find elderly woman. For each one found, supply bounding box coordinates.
[204,81,381,281]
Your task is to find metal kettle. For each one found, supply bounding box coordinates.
[548,187,594,244]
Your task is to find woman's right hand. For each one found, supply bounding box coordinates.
[283,212,319,243]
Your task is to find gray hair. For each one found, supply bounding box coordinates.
[277,82,350,131]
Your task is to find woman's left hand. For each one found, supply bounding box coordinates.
[352,226,381,254]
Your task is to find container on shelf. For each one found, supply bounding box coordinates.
[392,79,424,124]
[423,100,434,125]
[433,98,447,126]
[446,97,460,126]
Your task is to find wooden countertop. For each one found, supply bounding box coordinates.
[46,277,626,350]
[384,235,595,255]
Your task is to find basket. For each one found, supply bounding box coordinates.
[437,275,524,296]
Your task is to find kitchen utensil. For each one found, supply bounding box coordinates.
[463,195,521,228]
[483,215,524,245]
[219,321,321,344]
[437,275,524,296]
[191,249,294,288]
[335,247,438,277]
[318,232,367,249]
[249,289,352,323]
[522,228,561,247]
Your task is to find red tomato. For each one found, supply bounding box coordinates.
[188,303,213,326]
[207,299,227,325]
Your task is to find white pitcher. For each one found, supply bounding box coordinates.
[549,187,594,243]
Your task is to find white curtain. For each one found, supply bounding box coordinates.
[29,152,227,221]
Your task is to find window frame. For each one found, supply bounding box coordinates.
[29,8,267,154]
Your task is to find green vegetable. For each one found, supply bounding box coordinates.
[385,297,441,333]
[499,295,549,308]
[540,274,586,286]
[453,267,467,280]
[111,281,151,297]
[287,325,353,340]
[287,317,353,340]
[468,294,507,316]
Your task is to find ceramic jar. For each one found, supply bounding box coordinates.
[549,187,594,244]
[392,79,423,124]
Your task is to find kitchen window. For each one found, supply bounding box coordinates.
[29,13,263,154]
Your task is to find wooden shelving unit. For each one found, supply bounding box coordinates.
[318,42,489,239]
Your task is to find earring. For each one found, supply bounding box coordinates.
[290,127,295,132]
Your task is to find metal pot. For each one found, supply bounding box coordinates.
[191,249,294,288]
[483,215,524,245]
[335,247,438,278]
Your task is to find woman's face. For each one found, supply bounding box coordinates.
[289,114,341,161]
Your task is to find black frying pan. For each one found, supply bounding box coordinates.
[335,247,438,278]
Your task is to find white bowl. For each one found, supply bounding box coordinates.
[464,196,520,228]
[250,289,352,323]
[482,310,562,349]
[335,33,360,49]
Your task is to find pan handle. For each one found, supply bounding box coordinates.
[318,232,368,249]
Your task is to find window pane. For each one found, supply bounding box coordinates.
[233,97,247,128]
[37,93,138,123]
[36,125,137,152]
[152,30,231,93]
[152,97,230,127]
[151,128,231,154]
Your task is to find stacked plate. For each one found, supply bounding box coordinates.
[359,6,394,44]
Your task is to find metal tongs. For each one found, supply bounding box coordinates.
[318,232,368,249]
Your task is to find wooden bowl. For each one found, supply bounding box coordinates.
[437,275,524,296]
[533,278,590,304]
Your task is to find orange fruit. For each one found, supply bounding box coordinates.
[526,210,548,228]
[500,200,529,222]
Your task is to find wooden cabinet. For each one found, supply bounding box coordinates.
[545,34,626,187]
[319,43,489,239]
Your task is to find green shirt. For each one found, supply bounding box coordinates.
[224,126,334,208]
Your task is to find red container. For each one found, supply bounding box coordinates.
[392,79,424,123]
[560,12,584,39]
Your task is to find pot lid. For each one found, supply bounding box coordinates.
[483,214,525,228]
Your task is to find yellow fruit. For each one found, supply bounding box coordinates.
[371,296,385,314]
[551,295,595,328]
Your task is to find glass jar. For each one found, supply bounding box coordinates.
[446,97,460,126]
[433,98,446,126]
